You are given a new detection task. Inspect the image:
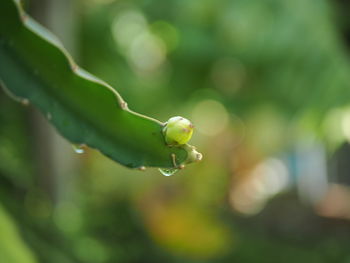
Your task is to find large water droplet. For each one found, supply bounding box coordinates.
[158,168,178,176]
[72,144,85,154]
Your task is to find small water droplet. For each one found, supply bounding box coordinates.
[47,112,52,120]
[72,144,84,154]
[159,168,178,176]
[138,166,146,171]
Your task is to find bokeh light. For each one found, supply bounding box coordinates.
[2,0,350,262]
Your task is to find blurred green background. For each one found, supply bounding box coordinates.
[2,0,350,262]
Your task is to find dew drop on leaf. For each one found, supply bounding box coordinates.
[158,168,178,176]
[72,144,84,154]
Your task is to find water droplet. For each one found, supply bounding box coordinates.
[158,168,178,176]
[47,113,52,120]
[72,144,85,154]
[138,166,146,171]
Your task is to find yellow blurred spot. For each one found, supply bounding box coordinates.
[0,204,38,263]
[129,32,166,73]
[230,158,289,215]
[112,10,148,50]
[323,108,345,147]
[341,108,350,142]
[230,181,265,215]
[111,10,167,74]
[151,20,179,52]
[143,203,230,259]
[192,100,229,136]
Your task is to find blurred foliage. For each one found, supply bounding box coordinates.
[80,0,350,118]
[1,0,350,262]
[0,203,38,263]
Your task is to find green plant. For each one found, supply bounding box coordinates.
[0,0,201,170]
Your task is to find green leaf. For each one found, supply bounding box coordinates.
[0,0,201,169]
